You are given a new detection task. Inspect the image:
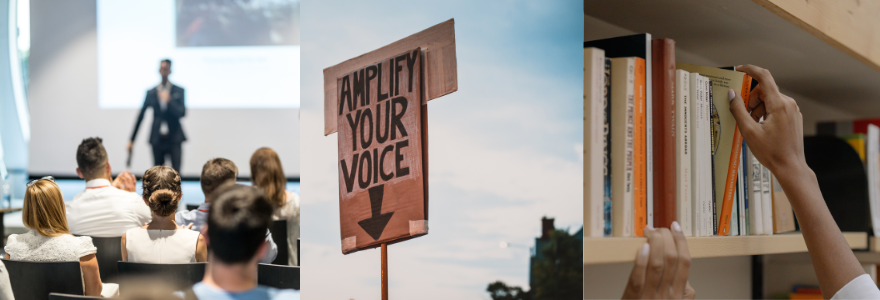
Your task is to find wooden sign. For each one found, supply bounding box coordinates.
[324,19,457,255]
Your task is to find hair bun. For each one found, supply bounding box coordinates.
[150,189,176,204]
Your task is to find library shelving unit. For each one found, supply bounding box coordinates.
[585,232,868,265]
[583,0,880,269]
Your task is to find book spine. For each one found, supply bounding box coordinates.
[634,57,647,237]
[748,146,764,235]
[603,58,613,236]
[761,162,773,235]
[675,70,691,236]
[651,39,676,229]
[718,75,753,235]
[689,73,701,237]
[610,57,636,237]
[868,125,880,236]
[584,48,605,237]
[708,80,717,235]
[732,175,739,236]
[645,35,654,229]
[703,78,713,235]
[741,142,748,235]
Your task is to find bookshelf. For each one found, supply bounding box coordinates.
[584,0,880,118]
[584,232,868,265]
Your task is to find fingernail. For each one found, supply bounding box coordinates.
[672,221,682,232]
[645,225,654,231]
[728,89,736,102]
[734,65,742,71]
[640,243,650,257]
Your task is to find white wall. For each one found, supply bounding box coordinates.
[27,0,299,178]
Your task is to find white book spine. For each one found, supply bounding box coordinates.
[675,70,692,236]
[738,160,746,236]
[867,125,880,236]
[584,48,605,237]
[689,73,702,237]
[748,147,764,235]
[703,78,713,235]
[760,152,773,235]
[611,58,636,237]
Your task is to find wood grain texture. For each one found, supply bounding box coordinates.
[753,0,880,73]
[323,19,457,136]
[584,232,868,265]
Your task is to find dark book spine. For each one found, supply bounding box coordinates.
[603,58,613,236]
[651,38,676,228]
[742,142,749,235]
[708,80,718,235]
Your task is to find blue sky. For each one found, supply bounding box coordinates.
[300,1,583,298]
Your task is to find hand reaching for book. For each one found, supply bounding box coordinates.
[622,222,695,300]
[728,65,807,178]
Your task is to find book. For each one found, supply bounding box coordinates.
[771,173,797,233]
[676,63,753,236]
[707,79,717,235]
[741,143,748,235]
[817,118,880,136]
[603,58,613,236]
[651,38,676,229]
[867,124,880,236]
[703,78,714,235]
[747,145,764,235]
[731,174,739,236]
[585,34,654,227]
[633,58,648,237]
[688,73,703,236]
[584,47,606,237]
[674,70,692,236]
[610,57,636,237]
[761,163,773,235]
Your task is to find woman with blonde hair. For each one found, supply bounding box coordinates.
[250,147,300,265]
[122,166,207,263]
[4,177,115,297]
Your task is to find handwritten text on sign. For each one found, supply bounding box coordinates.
[337,48,426,254]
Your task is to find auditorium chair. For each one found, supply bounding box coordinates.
[48,293,102,300]
[116,262,206,293]
[270,220,289,265]
[89,236,122,283]
[3,259,83,300]
[257,263,300,290]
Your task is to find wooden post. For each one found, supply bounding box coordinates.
[381,243,388,300]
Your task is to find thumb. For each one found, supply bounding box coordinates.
[727,89,758,136]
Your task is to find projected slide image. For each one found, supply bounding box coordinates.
[97,0,300,109]
[176,0,300,47]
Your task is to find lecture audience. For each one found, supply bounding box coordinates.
[250,147,300,266]
[66,137,151,237]
[175,158,278,263]
[121,166,207,263]
[186,184,297,299]
[4,178,116,297]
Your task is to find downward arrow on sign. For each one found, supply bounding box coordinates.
[358,184,395,240]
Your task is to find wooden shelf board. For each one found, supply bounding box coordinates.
[584,0,880,117]
[584,232,867,265]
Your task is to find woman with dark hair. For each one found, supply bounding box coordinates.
[122,166,207,263]
[4,177,115,297]
[250,147,299,266]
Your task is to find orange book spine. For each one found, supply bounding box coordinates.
[634,58,647,237]
[718,74,753,235]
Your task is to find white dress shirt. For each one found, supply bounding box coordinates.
[832,274,880,299]
[66,179,152,237]
[156,82,171,135]
[175,203,278,264]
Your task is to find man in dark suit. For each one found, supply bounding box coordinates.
[128,59,186,173]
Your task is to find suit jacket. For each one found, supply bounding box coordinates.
[130,84,187,145]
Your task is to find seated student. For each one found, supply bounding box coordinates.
[187,184,298,299]
[251,148,300,266]
[175,158,278,264]
[67,137,151,237]
[4,178,116,297]
[122,166,207,263]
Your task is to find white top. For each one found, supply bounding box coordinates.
[124,228,200,263]
[66,179,152,237]
[4,230,96,261]
[176,203,278,264]
[0,261,13,300]
[273,191,300,220]
[832,274,880,299]
[280,191,300,266]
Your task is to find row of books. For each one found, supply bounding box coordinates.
[584,33,797,237]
